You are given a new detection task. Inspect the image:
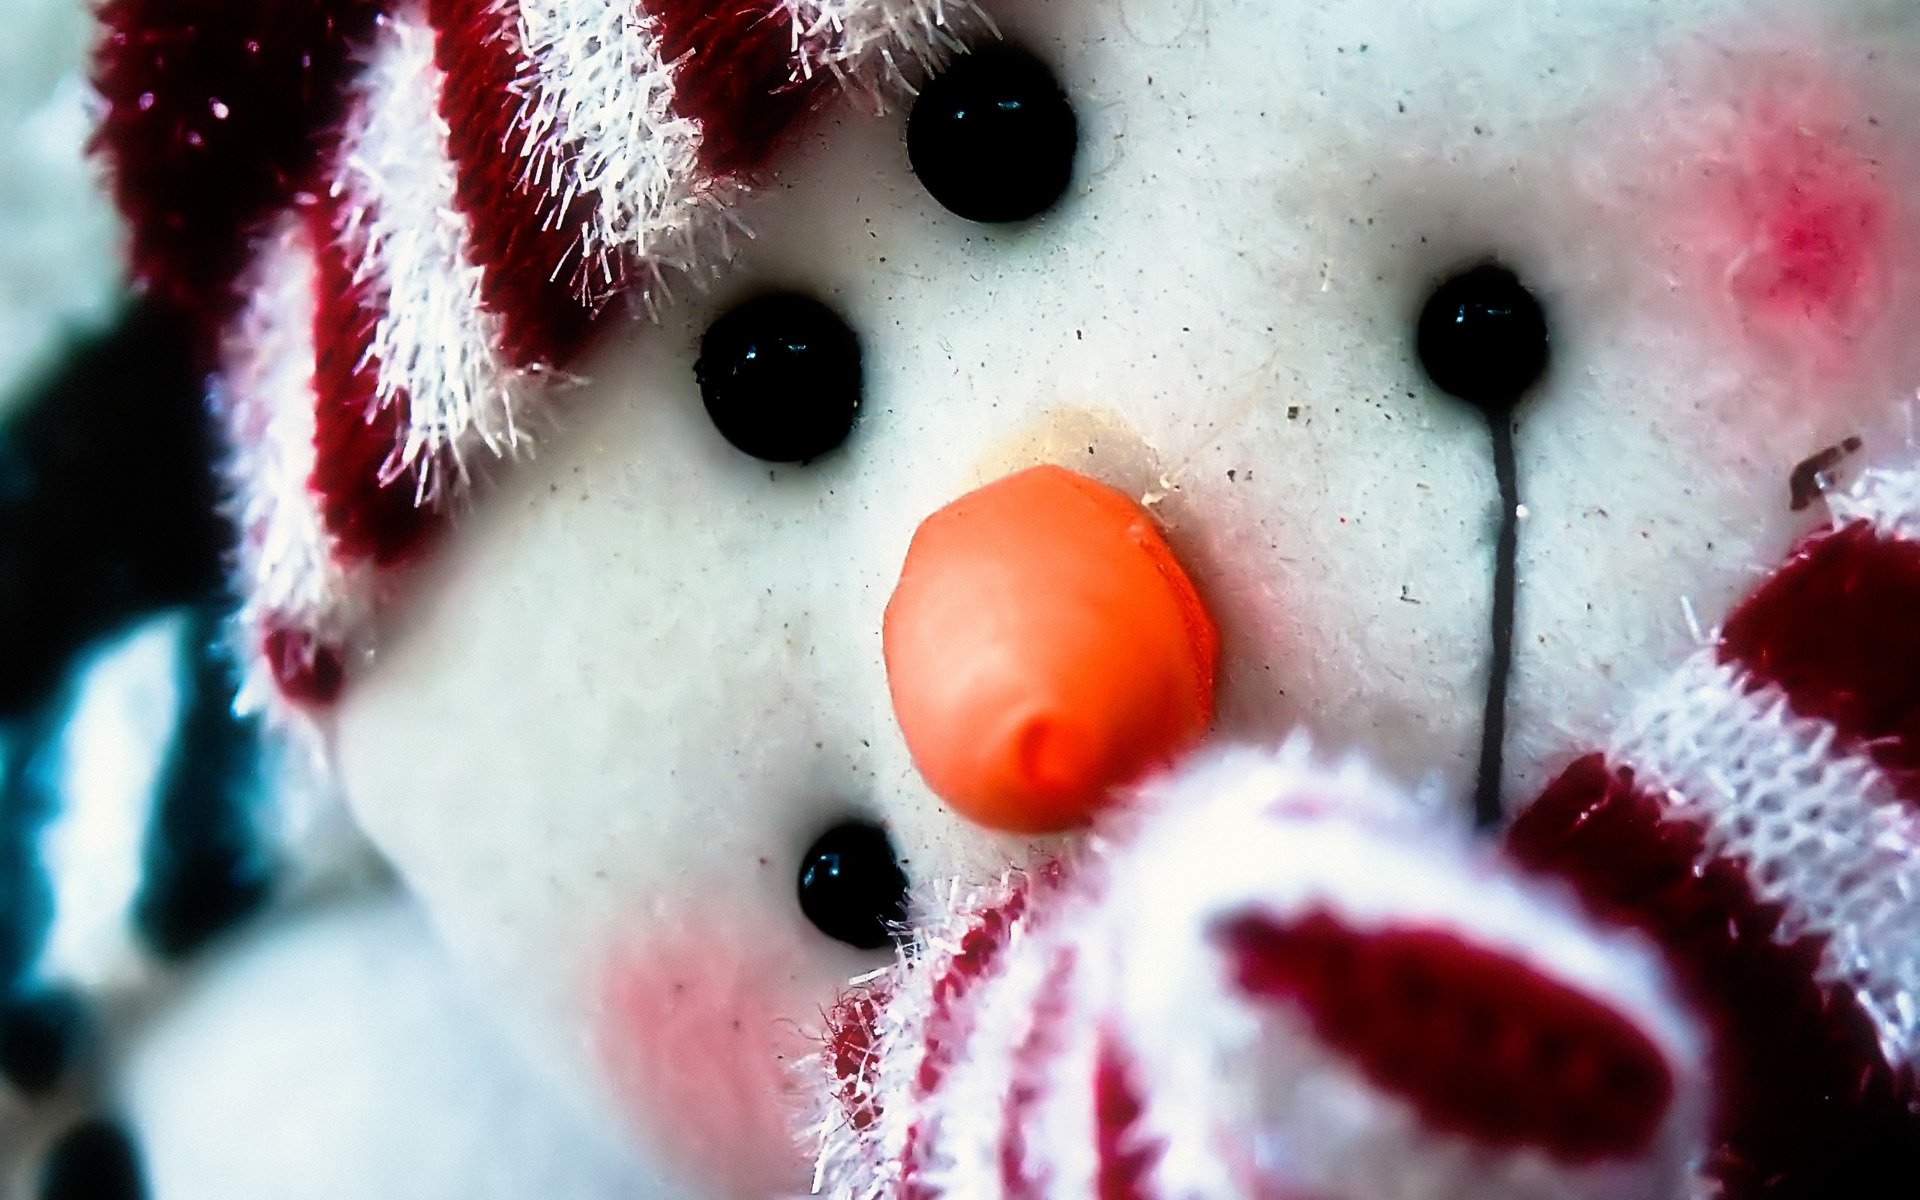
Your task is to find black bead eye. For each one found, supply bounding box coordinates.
[908,44,1078,223]
[696,293,862,463]
[798,821,909,950]
[1415,264,1551,416]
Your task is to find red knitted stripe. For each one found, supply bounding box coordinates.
[1720,520,1920,804]
[308,189,437,568]
[1507,754,1920,1198]
[426,0,602,369]
[917,880,1032,1094]
[646,0,836,179]
[1093,1039,1159,1200]
[997,948,1077,1200]
[900,879,1033,1200]
[93,0,385,332]
[897,1125,931,1200]
[261,622,346,707]
[825,983,889,1134]
[1220,908,1674,1163]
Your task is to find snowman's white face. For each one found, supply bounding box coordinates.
[330,1,1920,1195]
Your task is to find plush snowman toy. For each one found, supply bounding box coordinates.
[78,0,1920,1198]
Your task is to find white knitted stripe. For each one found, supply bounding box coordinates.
[332,5,546,496]
[213,215,371,709]
[1830,460,1920,542]
[1610,652,1920,1069]
[515,0,729,304]
[919,915,1083,1200]
[1017,969,1101,1200]
[785,0,987,92]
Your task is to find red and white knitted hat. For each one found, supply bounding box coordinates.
[92,0,983,711]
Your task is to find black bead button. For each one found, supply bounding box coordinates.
[798,821,909,950]
[696,294,862,464]
[908,44,1078,224]
[1416,264,1551,415]
[40,1119,146,1200]
[0,990,87,1095]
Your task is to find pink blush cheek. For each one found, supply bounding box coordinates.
[1709,111,1894,364]
[1623,49,1920,388]
[595,924,818,1199]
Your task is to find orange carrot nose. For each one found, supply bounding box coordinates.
[884,465,1220,834]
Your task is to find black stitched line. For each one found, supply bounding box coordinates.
[1474,416,1520,830]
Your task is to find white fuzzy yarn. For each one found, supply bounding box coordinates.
[333,6,543,492]
[515,0,725,302]
[215,216,374,711]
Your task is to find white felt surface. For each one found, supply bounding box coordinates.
[121,892,670,1200]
